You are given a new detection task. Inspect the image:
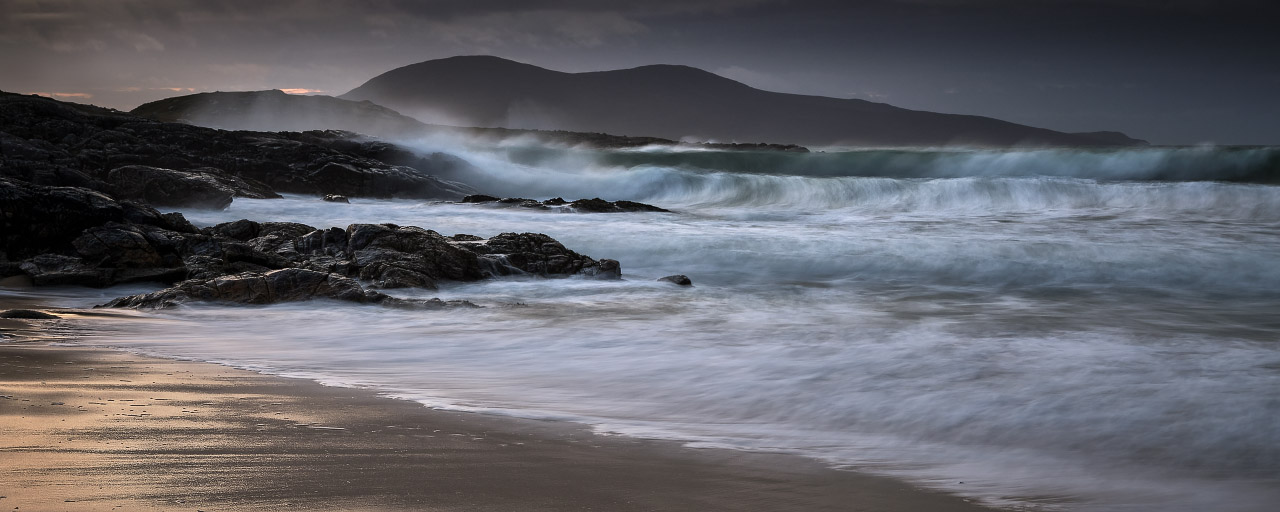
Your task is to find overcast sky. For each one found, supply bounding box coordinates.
[2,0,1276,144]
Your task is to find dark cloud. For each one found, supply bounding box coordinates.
[1,0,1275,143]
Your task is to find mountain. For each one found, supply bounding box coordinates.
[130,89,430,139]
[340,55,1146,147]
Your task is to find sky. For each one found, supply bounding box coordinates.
[2,0,1277,145]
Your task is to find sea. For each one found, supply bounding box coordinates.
[10,143,1280,511]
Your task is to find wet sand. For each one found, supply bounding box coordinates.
[0,336,995,511]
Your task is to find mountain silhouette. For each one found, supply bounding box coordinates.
[340,56,1145,147]
[131,89,429,138]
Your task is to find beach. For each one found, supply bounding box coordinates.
[0,335,993,512]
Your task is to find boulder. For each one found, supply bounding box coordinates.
[0,178,196,260]
[657,274,693,286]
[345,224,484,289]
[456,232,621,279]
[570,197,669,213]
[104,165,279,209]
[323,194,350,203]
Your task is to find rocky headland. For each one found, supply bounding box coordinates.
[1,92,625,308]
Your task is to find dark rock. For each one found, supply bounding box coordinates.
[73,224,171,268]
[457,232,621,279]
[98,268,474,310]
[160,212,200,234]
[0,309,60,319]
[450,234,484,241]
[498,197,546,209]
[104,165,278,209]
[18,254,114,287]
[296,227,349,257]
[0,92,477,202]
[207,219,261,241]
[0,178,195,260]
[460,195,668,213]
[345,224,484,289]
[657,274,693,286]
[613,200,669,213]
[569,197,669,213]
[323,194,350,203]
[568,197,614,212]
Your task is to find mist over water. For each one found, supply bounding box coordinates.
[27,143,1280,511]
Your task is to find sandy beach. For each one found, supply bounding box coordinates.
[0,325,994,512]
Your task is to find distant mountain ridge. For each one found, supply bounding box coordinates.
[130,89,428,138]
[339,55,1146,147]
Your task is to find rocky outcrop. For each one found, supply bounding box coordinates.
[323,194,350,203]
[461,195,669,213]
[2,179,622,308]
[99,268,472,310]
[0,177,197,261]
[0,92,476,204]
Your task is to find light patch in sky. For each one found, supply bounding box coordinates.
[26,91,93,99]
[281,88,325,94]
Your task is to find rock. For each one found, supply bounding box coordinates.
[207,219,262,241]
[570,197,669,213]
[323,194,350,203]
[18,254,114,287]
[104,165,279,209]
[0,309,60,319]
[457,232,621,279]
[657,274,693,286]
[0,92,477,202]
[568,197,614,212]
[344,224,484,289]
[462,194,500,203]
[0,178,197,260]
[98,268,474,310]
[460,195,668,213]
[613,200,669,213]
[498,197,546,209]
[5,164,620,295]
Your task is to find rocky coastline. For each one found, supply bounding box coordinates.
[1,92,631,309]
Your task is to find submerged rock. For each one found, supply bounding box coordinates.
[657,274,693,286]
[323,194,350,203]
[0,309,60,319]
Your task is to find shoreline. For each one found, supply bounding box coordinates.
[0,334,997,512]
